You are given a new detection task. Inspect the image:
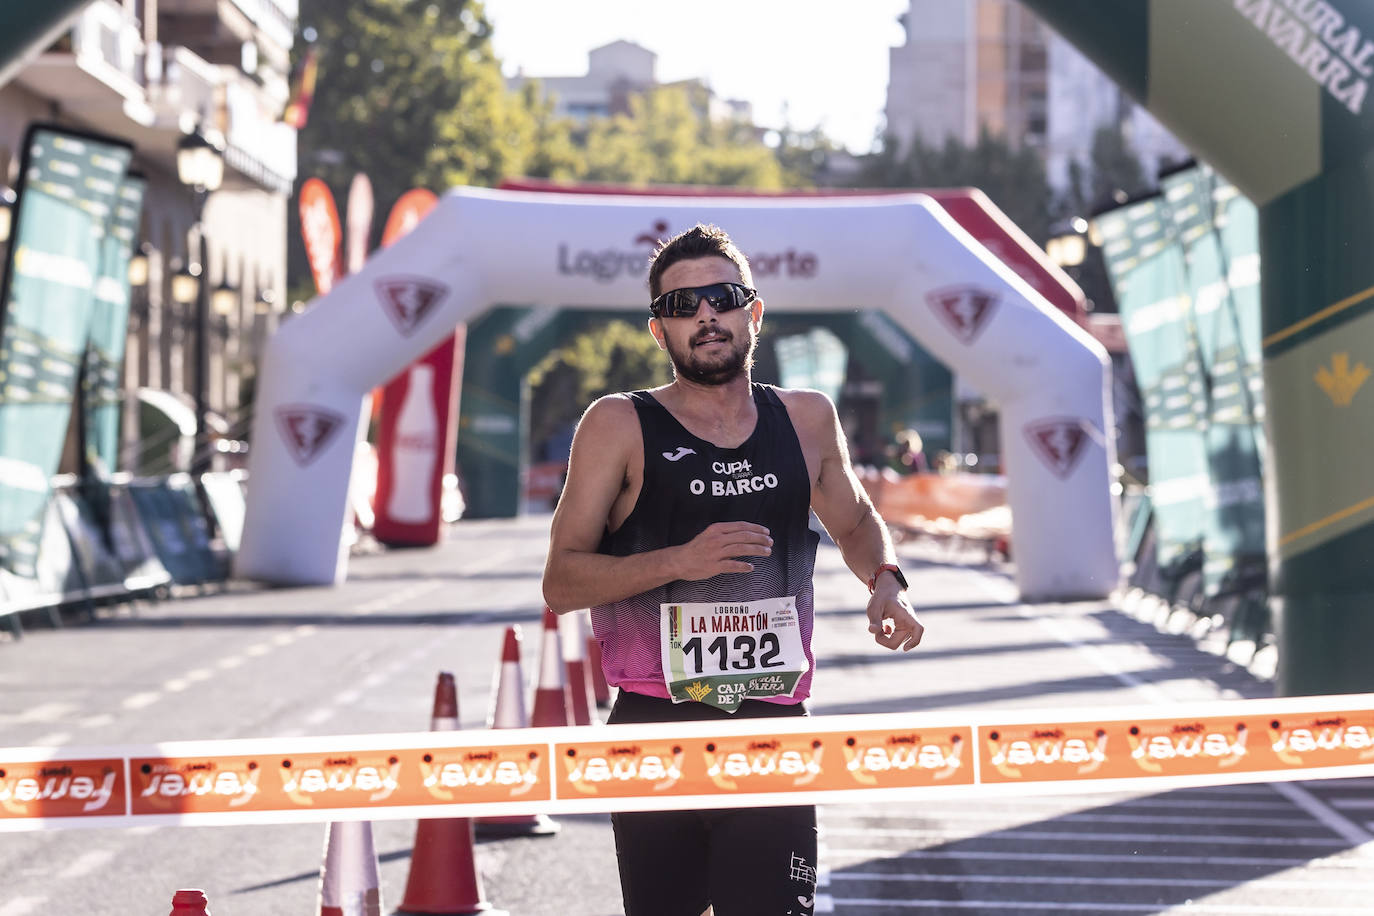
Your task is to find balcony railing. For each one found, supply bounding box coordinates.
[224,77,296,193]
[148,45,220,132]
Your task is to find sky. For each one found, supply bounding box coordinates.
[479,0,911,154]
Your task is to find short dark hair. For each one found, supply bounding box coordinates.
[647,224,753,298]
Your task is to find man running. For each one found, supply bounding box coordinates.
[543,223,923,916]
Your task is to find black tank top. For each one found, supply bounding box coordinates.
[591,383,819,702]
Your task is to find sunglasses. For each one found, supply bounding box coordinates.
[649,282,757,318]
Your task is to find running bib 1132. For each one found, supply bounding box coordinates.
[660,597,809,713]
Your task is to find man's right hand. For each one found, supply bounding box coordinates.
[673,522,773,580]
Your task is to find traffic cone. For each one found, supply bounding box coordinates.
[397,673,508,915]
[586,628,612,709]
[317,820,382,916]
[560,609,598,727]
[167,889,210,915]
[530,608,572,728]
[477,626,560,839]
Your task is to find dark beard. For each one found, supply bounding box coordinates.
[665,330,756,386]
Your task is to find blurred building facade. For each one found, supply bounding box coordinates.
[885,0,1188,195]
[0,0,297,473]
[506,39,753,125]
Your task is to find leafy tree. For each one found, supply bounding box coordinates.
[575,86,787,189]
[1061,124,1152,216]
[859,128,1054,243]
[290,0,523,287]
[527,321,671,459]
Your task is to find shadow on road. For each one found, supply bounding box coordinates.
[828,784,1360,913]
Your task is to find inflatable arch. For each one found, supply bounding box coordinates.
[237,188,1118,600]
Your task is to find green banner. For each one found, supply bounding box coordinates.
[83,173,147,476]
[0,125,133,578]
[1160,165,1266,590]
[1097,194,1212,569]
[1024,0,1374,697]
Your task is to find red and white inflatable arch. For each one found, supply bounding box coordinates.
[238,187,1118,600]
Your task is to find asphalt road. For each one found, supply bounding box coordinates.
[2,515,1372,915]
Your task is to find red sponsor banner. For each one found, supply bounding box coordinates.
[299,177,343,295]
[4,698,1374,831]
[129,742,550,816]
[979,706,1374,784]
[555,725,972,802]
[372,189,462,547]
[0,758,125,820]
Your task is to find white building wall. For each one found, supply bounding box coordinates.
[885,0,973,152]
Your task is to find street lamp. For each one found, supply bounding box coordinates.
[1046,216,1089,268]
[211,278,239,317]
[176,125,224,476]
[171,260,201,308]
[127,241,153,287]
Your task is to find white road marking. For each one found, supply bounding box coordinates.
[121,692,160,710]
[822,848,1351,868]
[0,897,46,916]
[843,809,1317,828]
[217,656,245,670]
[814,893,834,913]
[245,643,272,657]
[828,872,1374,891]
[1271,781,1374,852]
[822,825,1344,847]
[163,678,189,692]
[16,701,76,723]
[303,707,333,726]
[969,575,1174,704]
[1330,797,1374,810]
[825,899,1369,913]
[351,578,444,614]
[77,713,114,728]
[183,667,213,682]
[27,732,70,746]
[57,849,116,878]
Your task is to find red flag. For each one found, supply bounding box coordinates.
[298,177,342,295]
[281,47,318,129]
[380,189,439,247]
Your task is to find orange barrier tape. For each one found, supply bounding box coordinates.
[3,694,1373,831]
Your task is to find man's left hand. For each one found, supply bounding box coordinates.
[866,584,924,651]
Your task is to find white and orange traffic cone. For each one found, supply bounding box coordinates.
[586,627,612,709]
[397,672,507,915]
[560,609,598,727]
[167,889,211,915]
[318,820,382,916]
[530,608,572,728]
[477,627,559,839]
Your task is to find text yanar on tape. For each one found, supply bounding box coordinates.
[2,693,1373,831]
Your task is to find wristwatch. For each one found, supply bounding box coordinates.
[867,563,909,593]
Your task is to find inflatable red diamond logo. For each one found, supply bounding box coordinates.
[928,286,999,343]
[275,405,346,467]
[1024,418,1090,479]
[375,276,448,336]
